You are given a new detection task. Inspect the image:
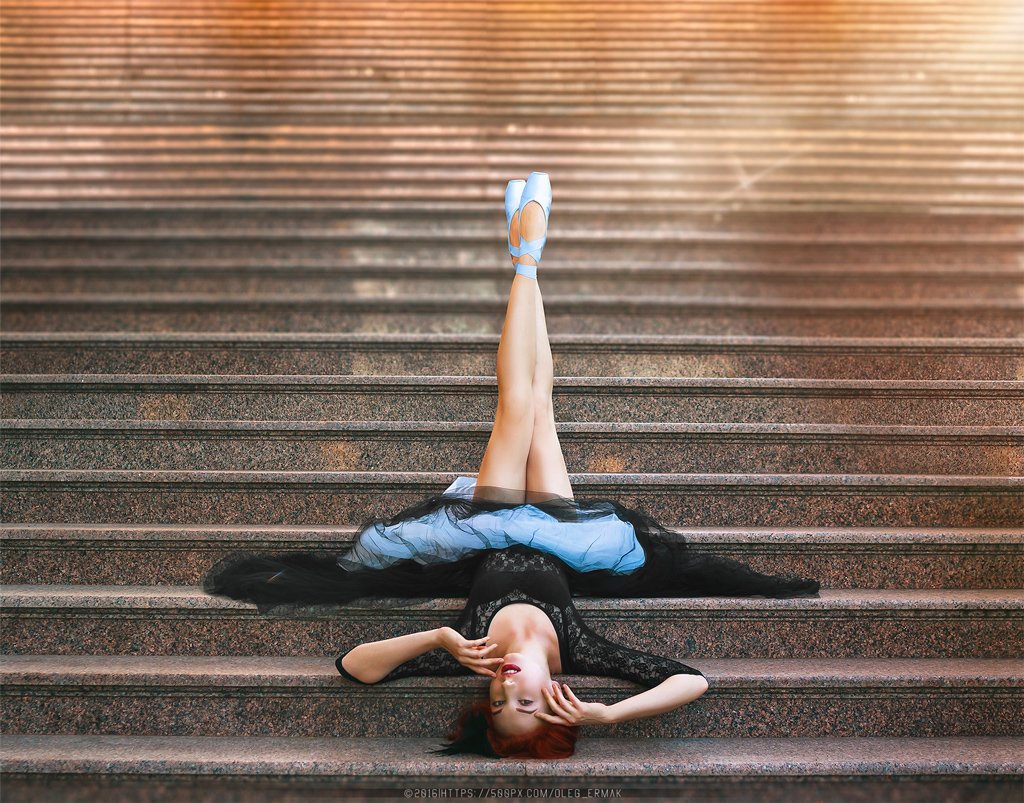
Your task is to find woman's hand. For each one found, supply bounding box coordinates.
[536,681,611,726]
[436,626,504,678]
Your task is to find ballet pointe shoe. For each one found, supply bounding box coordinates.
[514,171,551,280]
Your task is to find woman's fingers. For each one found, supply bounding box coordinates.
[466,656,503,666]
[464,657,498,677]
[543,684,574,721]
[534,711,573,726]
[560,683,583,705]
[463,656,503,677]
[464,643,498,655]
[462,650,500,664]
[551,682,578,711]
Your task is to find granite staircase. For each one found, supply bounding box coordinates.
[1,0,1023,800]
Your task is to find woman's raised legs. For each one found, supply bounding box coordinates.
[474,182,571,503]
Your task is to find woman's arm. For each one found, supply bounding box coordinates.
[340,627,443,684]
[603,673,709,724]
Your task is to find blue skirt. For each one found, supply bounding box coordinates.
[337,475,646,575]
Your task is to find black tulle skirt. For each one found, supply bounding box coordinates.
[203,482,822,614]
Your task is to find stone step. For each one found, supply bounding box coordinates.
[3,149,1022,177]
[1,655,1020,739]
[3,123,1019,144]
[4,207,1022,240]
[4,7,1015,27]
[3,524,1021,589]
[2,157,1019,196]
[11,374,1024,426]
[4,197,1021,217]
[2,586,1020,659]
[4,110,1022,143]
[5,295,1022,337]
[4,336,1022,382]
[3,469,1022,527]
[7,228,1022,268]
[8,62,1024,86]
[3,142,1022,170]
[5,66,1015,89]
[3,44,1019,66]
[1,77,1018,105]
[3,34,1020,58]
[11,107,1019,136]
[2,78,1020,101]
[1,173,1021,206]
[5,263,1022,300]
[5,420,1021,476]
[6,193,1016,216]
[5,111,1018,138]
[1,95,1017,120]
[4,75,1019,101]
[4,10,1016,28]
[2,735,1020,803]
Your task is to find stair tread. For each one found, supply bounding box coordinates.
[5,418,1022,436]
[3,585,1021,609]
[8,293,1024,308]
[7,372,1023,387]
[3,654,1021,686]
[6,331,1021,346]
[3,734,1021,777]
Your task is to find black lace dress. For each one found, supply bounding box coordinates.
[204,486,820,757]
[335,546,705,687]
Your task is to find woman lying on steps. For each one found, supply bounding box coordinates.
[204,172,821,758]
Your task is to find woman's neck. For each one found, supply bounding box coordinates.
[487,603,563,673]
[490,621,560,673]
[505,635,553,668]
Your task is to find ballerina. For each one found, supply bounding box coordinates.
[204,172,820,759]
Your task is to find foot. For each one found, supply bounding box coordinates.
[517,200,547,271]
[508,207,522,270]
[513,172,551,280]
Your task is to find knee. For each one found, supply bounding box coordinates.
[497,387,534,423]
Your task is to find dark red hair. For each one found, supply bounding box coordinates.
[438,700,580,759]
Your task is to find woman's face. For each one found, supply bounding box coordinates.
[488,651,554,737]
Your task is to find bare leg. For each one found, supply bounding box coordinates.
[473,271,537,503]
[514,198,571,500]
[526,281,574,500]
[473,195,556,503]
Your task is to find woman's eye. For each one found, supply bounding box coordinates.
[520,699,533,705]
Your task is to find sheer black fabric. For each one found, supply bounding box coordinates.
[203,483,821,614]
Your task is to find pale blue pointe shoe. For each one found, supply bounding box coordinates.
[505,179,526,262]
[514,171,552,280]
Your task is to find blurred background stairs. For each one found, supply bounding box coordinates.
[1,1,1022,800]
